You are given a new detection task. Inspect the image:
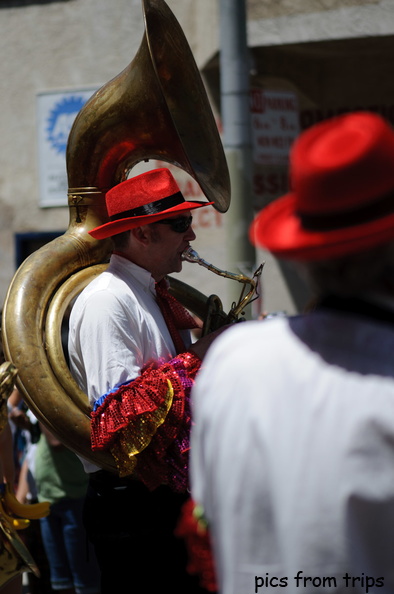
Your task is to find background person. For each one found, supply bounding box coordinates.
[0,366,22,594]
[33,423,100,594]
[0,422,22,594]
[190,112,394,593]
[8,389,51,594]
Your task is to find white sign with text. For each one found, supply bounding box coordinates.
[251,89,300,166]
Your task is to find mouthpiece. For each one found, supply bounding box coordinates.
[181,246,201,263]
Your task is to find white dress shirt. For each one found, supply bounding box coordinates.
[191,309,394,593]
[68,253,191,473]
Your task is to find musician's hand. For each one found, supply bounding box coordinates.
[189,324,232,360]
[8,407,32,431]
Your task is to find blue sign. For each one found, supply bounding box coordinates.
[46,95,87,155]
[37,88,97,207]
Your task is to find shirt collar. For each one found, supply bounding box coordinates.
[109,252,157,294]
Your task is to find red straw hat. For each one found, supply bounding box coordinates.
[89,168,213,239]
[250,112,394,260]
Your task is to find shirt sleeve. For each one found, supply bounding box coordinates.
[69,288,145,404]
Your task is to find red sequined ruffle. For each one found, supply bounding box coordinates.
[90,352,201,490]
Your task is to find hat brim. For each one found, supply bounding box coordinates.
[89,201,213,239]
[250,193,394,261]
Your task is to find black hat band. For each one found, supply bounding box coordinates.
[298,189,394,231]
[109,191,185,221]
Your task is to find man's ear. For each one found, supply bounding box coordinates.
[130,225,151,246]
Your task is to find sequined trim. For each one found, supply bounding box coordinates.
[110,379,173,476]
[90,351,201,491]
[93,379,136,412]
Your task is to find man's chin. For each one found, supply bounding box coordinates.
[166,263,182,276]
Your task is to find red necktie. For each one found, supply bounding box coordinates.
[155,279,200,353]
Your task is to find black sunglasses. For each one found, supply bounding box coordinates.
[153,215,193,233]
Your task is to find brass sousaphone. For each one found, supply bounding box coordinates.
[2,0,231,472]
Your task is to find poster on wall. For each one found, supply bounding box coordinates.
[250,88,300,211]
[250,88,300,166]
[37,88,98,207]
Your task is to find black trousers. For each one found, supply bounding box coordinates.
[83,471,207,594]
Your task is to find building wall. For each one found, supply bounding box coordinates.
[1,0,394,318]
[0,0,141,302]
[248,0,393,45]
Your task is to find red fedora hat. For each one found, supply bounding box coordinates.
[89,168,213,239]
[250,112,394,260]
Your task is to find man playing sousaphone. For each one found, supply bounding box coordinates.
[68,167,228,594]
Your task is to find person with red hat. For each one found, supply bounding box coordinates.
[189,112,394,593]
[68,167,226,594]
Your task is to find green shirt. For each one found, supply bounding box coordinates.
[34,434,88,504]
